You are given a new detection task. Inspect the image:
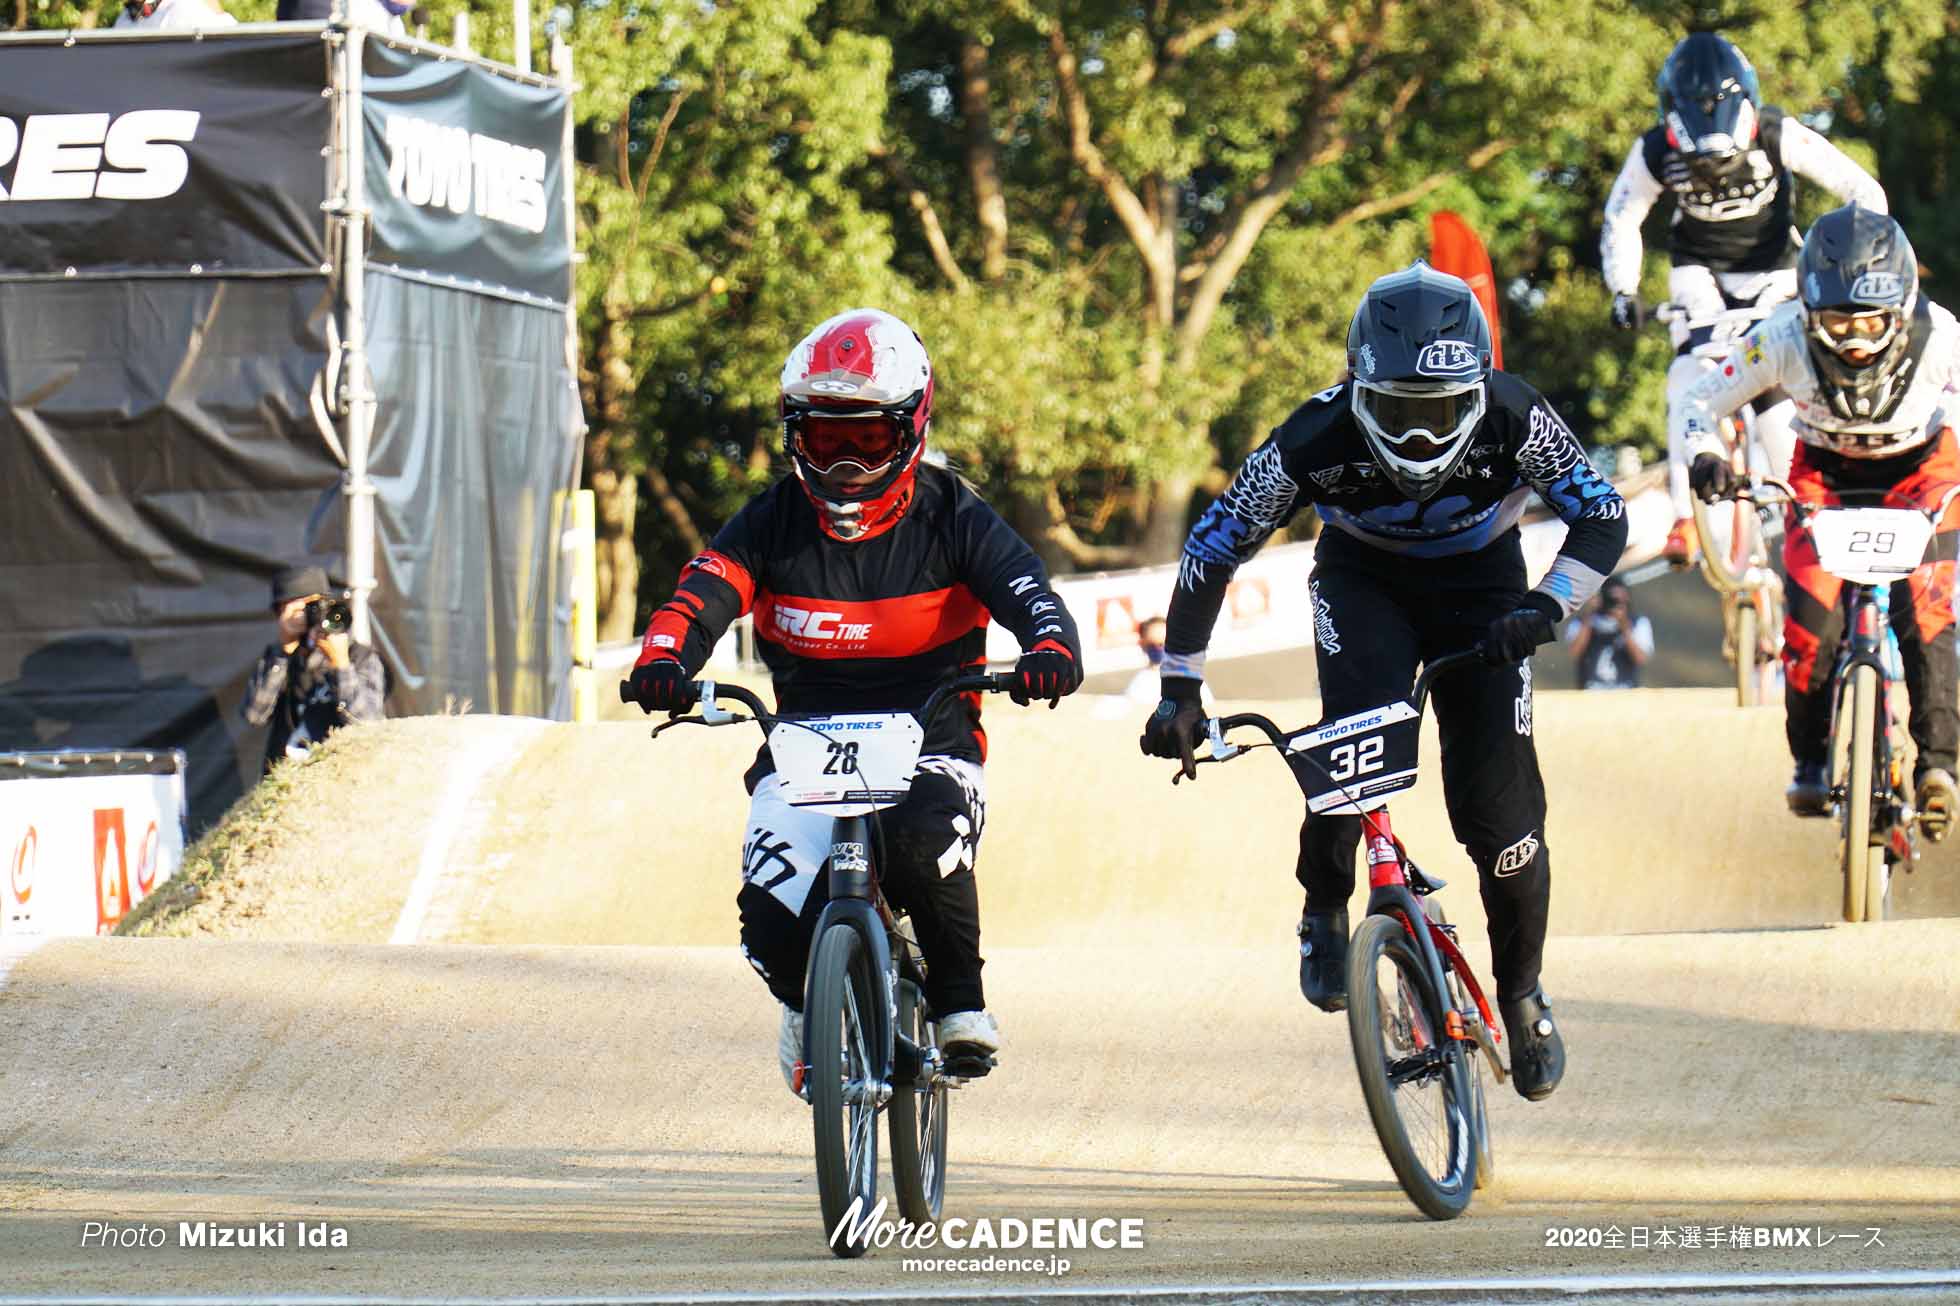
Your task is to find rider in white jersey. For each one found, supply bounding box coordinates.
[1600,32,1886,564]
[1671,206,1960,837]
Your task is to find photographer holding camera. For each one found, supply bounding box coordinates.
[1564,575,1654,691]
[240,565,385,770]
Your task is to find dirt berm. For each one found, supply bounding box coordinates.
[0,688,1949,1298]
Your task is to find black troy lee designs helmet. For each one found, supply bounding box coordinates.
[1346,262,1494,502]
[1658,32,1762,183]
[1798,204,1921,422]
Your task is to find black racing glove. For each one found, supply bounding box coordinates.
[625,659,698,714]
[1689,451,1737,503]
[1139,676,1208,779]
[1484,594,1561,665]
[1610,292,1646,332]
[1010,639,1082,708]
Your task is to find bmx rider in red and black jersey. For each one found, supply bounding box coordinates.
[625,308,1084,1094]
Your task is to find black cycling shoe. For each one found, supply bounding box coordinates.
[1297,908,1349,1013]
[1500,988,1565,1102]
[1786,761,1829,818]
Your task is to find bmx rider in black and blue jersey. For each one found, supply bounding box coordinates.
[1140,264,1630,1101]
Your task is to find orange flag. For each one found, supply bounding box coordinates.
[1430,211,1503,371]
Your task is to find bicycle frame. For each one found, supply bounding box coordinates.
[1186,648,1506,1075]
[631,672,1007,1095]
[1822,584,1907,855]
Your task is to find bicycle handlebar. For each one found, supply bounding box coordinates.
[1176,646,1496,782]
[1729,476,1960,527]
[621,671,1013,738]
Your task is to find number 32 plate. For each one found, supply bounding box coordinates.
[1285,701,1421,814]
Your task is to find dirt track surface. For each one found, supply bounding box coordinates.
[8,689,1960,1296]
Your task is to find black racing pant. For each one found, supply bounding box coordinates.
[1299,531,1552,1002]
[737,765,986,1019]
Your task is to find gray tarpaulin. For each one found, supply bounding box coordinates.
[364,270,576,718]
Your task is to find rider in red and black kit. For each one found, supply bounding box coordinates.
[624,308,1082,1092]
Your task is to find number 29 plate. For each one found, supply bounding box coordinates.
[1285,701,1421,814]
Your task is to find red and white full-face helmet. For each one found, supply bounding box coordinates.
[780,308,935,542]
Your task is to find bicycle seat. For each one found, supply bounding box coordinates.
[1406,862,1448,896]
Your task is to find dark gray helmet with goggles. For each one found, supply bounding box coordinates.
[1798,204,1920,423]
[1658,32,1761,182]
[1346,262,1494,502]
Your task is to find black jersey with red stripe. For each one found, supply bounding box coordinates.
[635,464,1080,766]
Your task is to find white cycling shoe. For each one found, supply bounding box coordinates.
[937,1008,1001,1058]
[778,1005,805,1097]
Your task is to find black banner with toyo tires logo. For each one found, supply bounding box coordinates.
[0,32,329,277]
[362,39,570,305]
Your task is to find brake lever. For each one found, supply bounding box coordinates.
[1171,756,1220,785]
[649,711,750,739]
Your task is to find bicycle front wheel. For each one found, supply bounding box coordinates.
[1733,602,1759,708]
[1346,913,1477,1219]
[889,978,948,1222]
[1839,665,1879,924]
[808,922,882,1257]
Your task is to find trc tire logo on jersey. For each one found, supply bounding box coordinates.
[0,111,201,202]
[774,606,872,642]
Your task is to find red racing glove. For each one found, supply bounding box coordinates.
[1010,639,1082,708]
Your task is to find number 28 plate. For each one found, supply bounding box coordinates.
[767,713,924,815]
[1285,701,1421,814]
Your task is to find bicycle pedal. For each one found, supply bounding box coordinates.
[942,1051,996,1080]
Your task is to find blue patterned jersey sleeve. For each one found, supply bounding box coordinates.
[1162,438,1302,678]
[1513,394,1629,619]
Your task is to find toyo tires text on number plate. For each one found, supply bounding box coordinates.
[1285,700,1421,814]
[767,713,924,813]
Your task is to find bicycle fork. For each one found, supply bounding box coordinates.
[1358,813,1506,1083]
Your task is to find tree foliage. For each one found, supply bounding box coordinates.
[9,0,1953,634]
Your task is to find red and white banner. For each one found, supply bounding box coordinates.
[1,752,186,937]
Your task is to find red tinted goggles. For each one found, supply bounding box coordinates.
[788,411,907,475]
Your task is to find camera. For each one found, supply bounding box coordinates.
[305,595,352,636]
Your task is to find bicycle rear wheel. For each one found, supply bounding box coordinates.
[889,977,947,1222]
[1346,913,1476,1219]
[808,922,881,1256]
[1838,665,1879,924]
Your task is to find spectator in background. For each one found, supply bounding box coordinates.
[1565,576,1653,690]
[241,565,386,771]
[117,0,236,29]
[277,0,412,35]
[1125,616,1171,705]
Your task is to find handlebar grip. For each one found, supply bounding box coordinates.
[618,678,633,705]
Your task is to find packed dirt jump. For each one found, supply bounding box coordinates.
[2,687,1957,1301]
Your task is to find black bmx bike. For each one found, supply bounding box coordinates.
[624,672,1009,1255]
[1164,648,1520,1218]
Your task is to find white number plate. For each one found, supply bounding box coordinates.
[767,713,924,815]
[1808,507,1933,585]
[1285,700,1421,814]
